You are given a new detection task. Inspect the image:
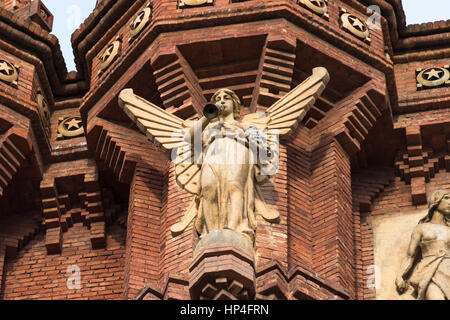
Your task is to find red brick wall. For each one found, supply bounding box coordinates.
[2,222,125,300]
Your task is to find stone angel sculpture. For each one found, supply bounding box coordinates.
[118,67,329,255]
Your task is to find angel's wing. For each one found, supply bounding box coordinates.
[239,67,329,223]
[242,67,330,140]
[118,89,201,195]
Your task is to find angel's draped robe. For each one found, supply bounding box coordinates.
[409,225,450,299]
[193,119,275,243]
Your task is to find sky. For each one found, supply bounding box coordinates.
[43,0,97,72]
[42,0,450,72]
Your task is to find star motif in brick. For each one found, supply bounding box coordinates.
[132,11,145,30]
[424,68,444,80]
[40,99,50,119]
[0,60,14,75]
[309,0,325,8]
[101,45,114,63]
[348,15,366,32]
[64,118,82,130]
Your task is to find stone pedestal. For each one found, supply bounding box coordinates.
[189,232,256,300]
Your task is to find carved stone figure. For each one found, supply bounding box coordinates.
[396,189,450,299]
[118,67,329,255]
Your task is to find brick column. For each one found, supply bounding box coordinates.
[123,162,164,299]
[311,139,354,295]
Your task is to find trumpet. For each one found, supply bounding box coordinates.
[203,103,223,119]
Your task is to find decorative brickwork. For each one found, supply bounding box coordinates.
[0,0,449,300]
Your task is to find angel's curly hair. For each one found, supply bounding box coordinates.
[210,88,241,119]
[419,189,450,225]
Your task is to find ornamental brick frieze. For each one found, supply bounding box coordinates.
[40,160,120,254]
[416,66,450,90]
[0,58,19,87]
[394,125,449,205]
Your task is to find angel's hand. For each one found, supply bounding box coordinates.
[395,277,408,294]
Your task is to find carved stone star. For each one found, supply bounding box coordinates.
[65,118,82,130]
[310,0,325,8]
[349,16,366,32]
[424,68,443,80]
[101,45,114,63]
[0,61,13,75]
[132,11,145,30]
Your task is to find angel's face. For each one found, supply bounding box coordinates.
[437,193,450,216]
[214,90,235,119]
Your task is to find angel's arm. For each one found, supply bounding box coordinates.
[183,116,211,144]
[395,226,422,294]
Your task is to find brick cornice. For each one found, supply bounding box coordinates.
[71,0,144,84]
[80,11,393,122]
[359,0,450,61]
[0,8,87,97]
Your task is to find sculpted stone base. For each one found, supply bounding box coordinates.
[189,240,255,300]
[193,229,254,258]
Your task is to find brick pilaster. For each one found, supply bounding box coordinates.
[123,163,164,299]
[311,138,354,295]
